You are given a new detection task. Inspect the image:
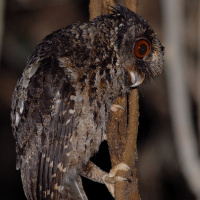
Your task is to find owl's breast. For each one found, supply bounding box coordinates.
[69,90,109,165]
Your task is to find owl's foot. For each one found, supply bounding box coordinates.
[111,104,124,112]
[103,162,132,197]
[81,161,132,198]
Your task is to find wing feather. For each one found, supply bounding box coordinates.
[11,57,81,199]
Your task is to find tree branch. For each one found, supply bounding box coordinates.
[89,0,140,199]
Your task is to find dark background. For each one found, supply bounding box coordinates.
[0,0,198,199]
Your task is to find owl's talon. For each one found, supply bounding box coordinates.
[111,104,124,112]
[104,175,129,184]
[103,162,132,197]
[103,175,130,197]
[110,162,132,176]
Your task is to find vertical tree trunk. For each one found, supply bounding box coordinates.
[89,1,140,199]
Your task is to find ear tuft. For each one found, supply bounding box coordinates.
[111,4,136,21]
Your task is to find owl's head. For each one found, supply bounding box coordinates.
[112,5,164,87]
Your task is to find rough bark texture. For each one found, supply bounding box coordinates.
[112,90,140,200]
[89,0,140,199]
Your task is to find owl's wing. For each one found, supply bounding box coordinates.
[11,57,87,200]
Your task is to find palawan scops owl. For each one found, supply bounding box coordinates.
[11,4,164,200]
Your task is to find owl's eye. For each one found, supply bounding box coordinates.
[134,38,150,59]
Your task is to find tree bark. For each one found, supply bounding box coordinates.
[89,0,140,199]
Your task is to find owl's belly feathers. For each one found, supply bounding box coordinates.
[69,93,108,167]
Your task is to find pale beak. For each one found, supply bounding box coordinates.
[129,71,145,87]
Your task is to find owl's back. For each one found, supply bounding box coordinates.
[11,14,118,200]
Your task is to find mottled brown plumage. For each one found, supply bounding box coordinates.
[11,5,164,200]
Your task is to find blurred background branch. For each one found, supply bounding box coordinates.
[198,0,200,147]
[162,0,200,198]
[0,0,5,63]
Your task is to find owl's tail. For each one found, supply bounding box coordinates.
[20,149,88,200]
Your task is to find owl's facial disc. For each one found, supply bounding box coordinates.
[129,71,145,87]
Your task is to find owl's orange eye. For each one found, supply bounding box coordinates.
[134,38,150,59]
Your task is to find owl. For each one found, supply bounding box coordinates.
[11,4,164,200]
